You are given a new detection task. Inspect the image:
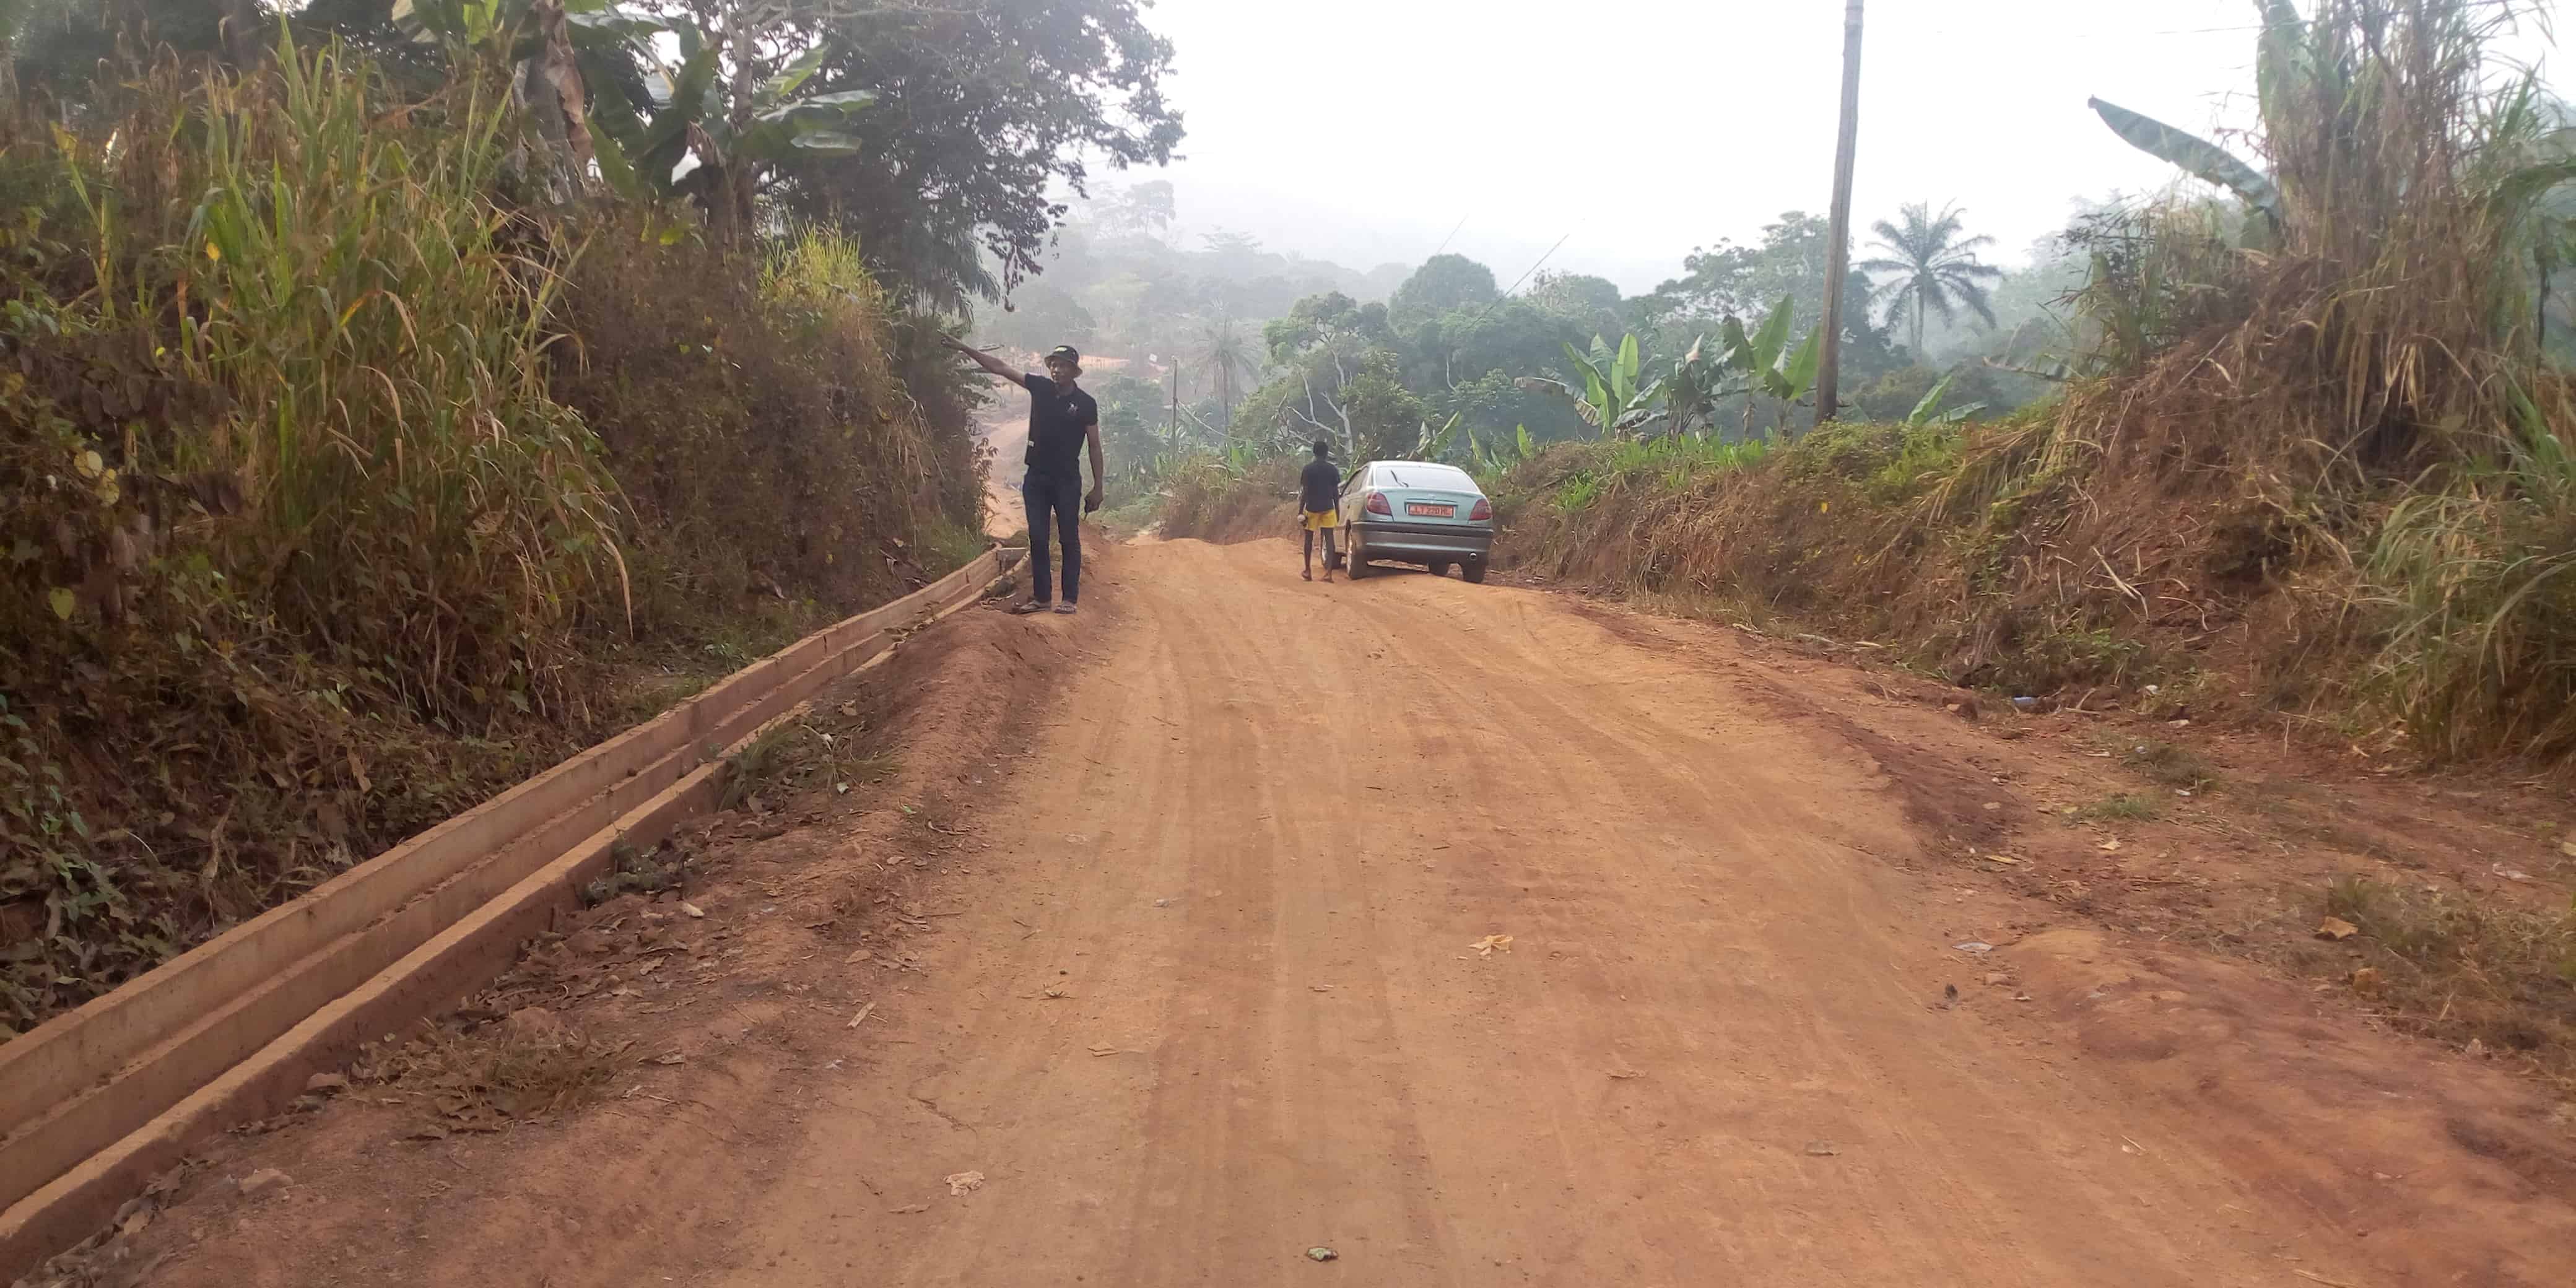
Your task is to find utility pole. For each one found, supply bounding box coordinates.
[1817,0,1865,426]
[1169,357,1181,453]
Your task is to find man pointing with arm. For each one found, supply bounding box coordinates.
[943,337,1104,615]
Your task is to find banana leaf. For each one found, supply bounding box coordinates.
[2089,97,2282,229]
[1776,328,1822,399]
[762,41,833,101]
[588,121,641,199]
[1748,296,1795,368]
[1907,373,1958,425]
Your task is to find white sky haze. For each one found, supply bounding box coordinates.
[1124,0,2563,291]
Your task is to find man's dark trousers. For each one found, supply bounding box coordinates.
[1022,471,1082,604]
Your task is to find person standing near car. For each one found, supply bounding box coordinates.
[1299,439,1342,583]
[943,338,1103,615]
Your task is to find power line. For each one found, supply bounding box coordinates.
[1499,232,1572,298]
[1453,232,1573,332]
[1430,214,1469,259]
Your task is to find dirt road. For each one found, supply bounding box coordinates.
[82,537,2576,1287]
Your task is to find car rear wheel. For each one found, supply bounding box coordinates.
[1463,559,1489,584]
[1346,535,1370,579]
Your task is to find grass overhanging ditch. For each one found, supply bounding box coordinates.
[0,45,987,1038]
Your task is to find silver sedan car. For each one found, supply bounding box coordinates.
[1329,459,1494,582]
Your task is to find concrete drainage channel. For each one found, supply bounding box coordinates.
[0,547,1019,1274]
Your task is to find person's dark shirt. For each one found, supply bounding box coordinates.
[1023,374,1098,481]
[1299,458,1340,513]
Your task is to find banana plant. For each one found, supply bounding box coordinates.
[1466,422,1539,479]
[1514,333,1665,438]
[1414,411,1464,461]
[1905,372,1988,427]
[1718,295,1823,404]
[583,22,875,237]
[1653,333,1728,438]
[392,0,641,202]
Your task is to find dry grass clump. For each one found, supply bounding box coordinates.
[2321,875,2576,1085]
[357,1016,631,1135]
[1160,456,1302,542]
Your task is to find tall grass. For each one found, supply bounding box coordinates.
[0,41,984,1035]
[1,45,625,1028]
[553,213,974,626]
[36,45,622,720]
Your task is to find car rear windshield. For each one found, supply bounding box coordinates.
[1379,464,1480,494]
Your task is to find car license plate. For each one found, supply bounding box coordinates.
[1406,502,1455,518]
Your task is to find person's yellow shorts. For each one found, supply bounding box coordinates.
[1303,509,1338,531]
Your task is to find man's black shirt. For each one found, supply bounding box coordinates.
[1022,374,1098,481]
[1299,458,1340,513]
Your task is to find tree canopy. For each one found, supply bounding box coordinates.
[1388,253,1500,328]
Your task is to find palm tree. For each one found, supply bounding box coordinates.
[1858,202,2004,359]
[1199,314,1259,431]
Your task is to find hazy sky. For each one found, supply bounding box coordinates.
[1126,0,2563,292]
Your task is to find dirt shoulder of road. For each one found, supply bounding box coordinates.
[1564,596,2576,1084]
[1556,598,2576,1280]
[14,554,1098,1288]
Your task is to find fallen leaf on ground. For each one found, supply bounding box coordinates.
[1804,1141,1840,1157]
[2097,838,2121,853]
[679,902,706,920]
[888,1204,928,1215]
[945,1171,985,1196]
[652,1053,687,1066]
[2350,967,2383,996]
[2316,917,2360,941]
[1981,854,2021,864]
[1307,1247,1338,1263]
[1469,934,1514,957]
[846,1002,877,1029]
[845,948,873,964]
[1042,985,1069,999]
[1952,941,1994,954]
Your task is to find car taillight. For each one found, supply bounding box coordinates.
[1365,491,1391,516]
[1469,497,1492,521]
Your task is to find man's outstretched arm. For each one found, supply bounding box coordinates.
[941,334,1024,383]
